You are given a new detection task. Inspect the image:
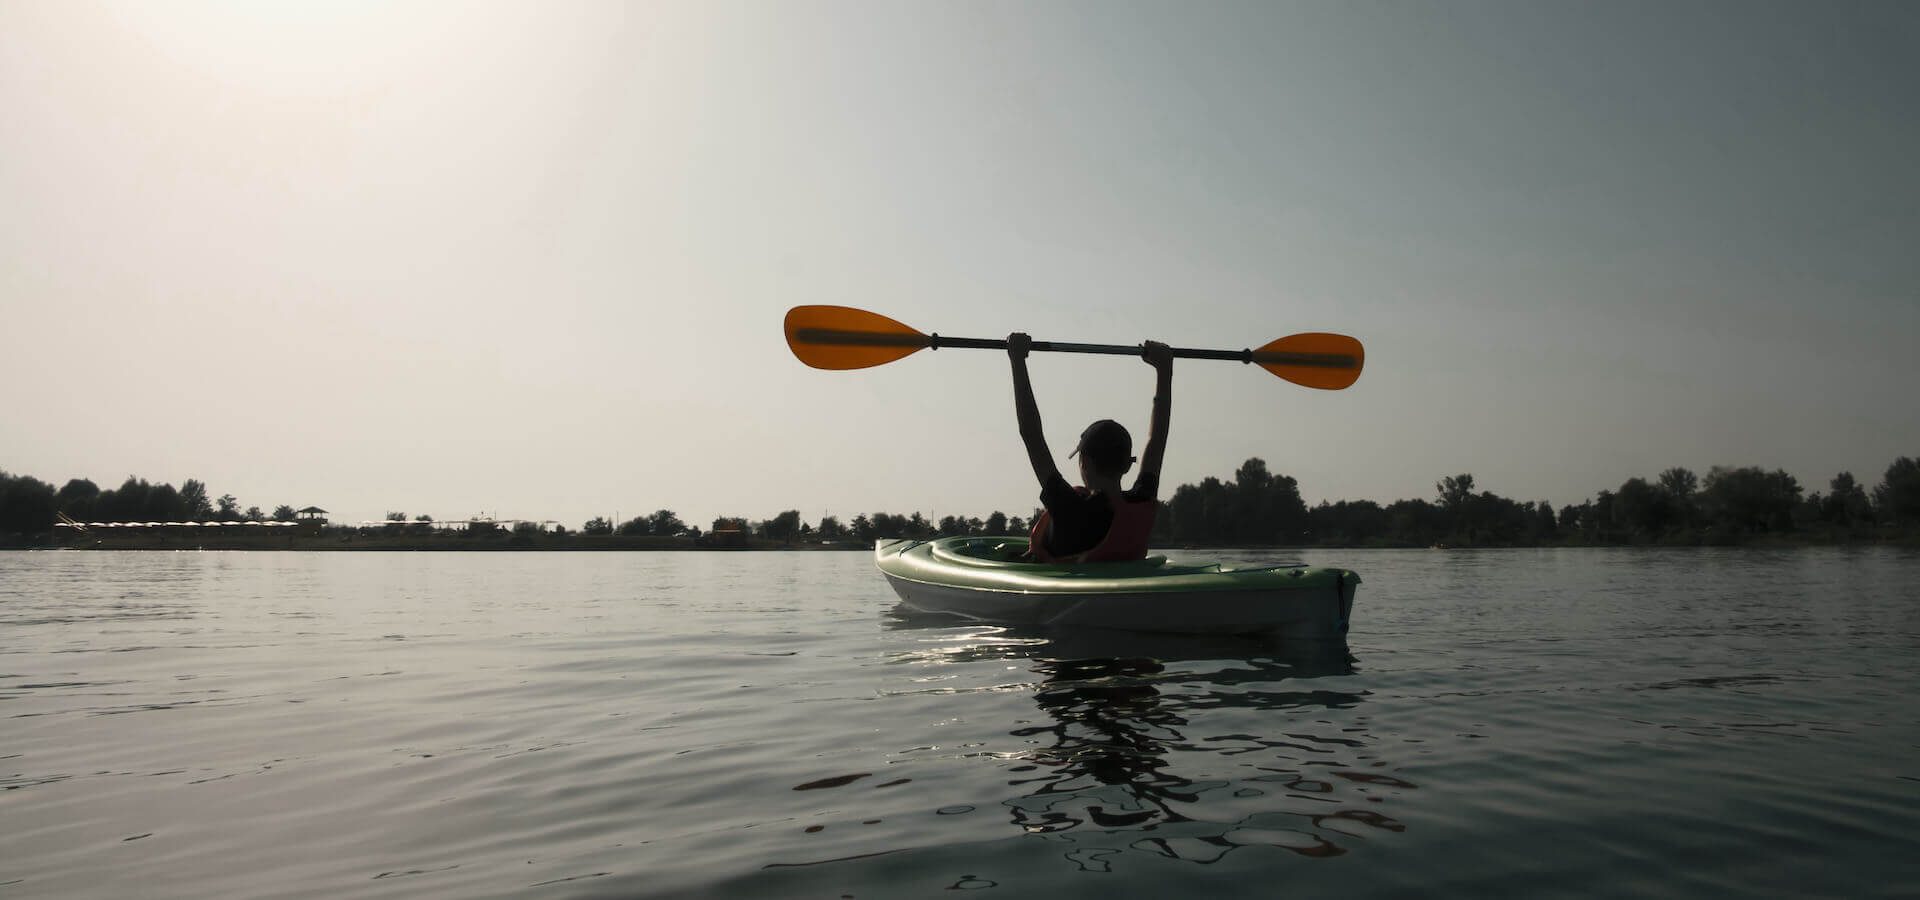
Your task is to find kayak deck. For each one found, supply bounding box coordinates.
[875,537,1358,636]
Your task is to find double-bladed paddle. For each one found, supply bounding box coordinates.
[784,305,1364,390]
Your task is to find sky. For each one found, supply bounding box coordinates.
[4,1,1917,529]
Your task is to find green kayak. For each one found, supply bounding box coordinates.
[875,536,1358,636]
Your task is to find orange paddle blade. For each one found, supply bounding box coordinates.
[1253,333,1364,389]
[784,305,932,370]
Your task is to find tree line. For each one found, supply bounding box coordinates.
[0,472,300,534]
[661,455,1919,548]
[1152,456,1920,547]
[7,455,1919,546]
[572,510,1036,544]
[561,454,1920,548]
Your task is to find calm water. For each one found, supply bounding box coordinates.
[4,548,1918,899]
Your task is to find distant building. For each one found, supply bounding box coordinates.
[707,517,747,548]
[296,506,328,534]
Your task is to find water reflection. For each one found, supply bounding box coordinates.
[885,607,1413,866]
[1010,655,1196,833]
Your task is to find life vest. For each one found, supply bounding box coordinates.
[1028,488,1158,563]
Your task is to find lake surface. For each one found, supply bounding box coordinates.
[4,547,1918,899]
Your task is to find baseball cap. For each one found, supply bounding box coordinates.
[1069,419,1134,467]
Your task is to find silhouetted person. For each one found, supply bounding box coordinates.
[1007,333,1172,561]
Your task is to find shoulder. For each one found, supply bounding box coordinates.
[1125,472,1159,503]
[1040,472,1079,504]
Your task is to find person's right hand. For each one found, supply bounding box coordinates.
[1007,332,1032,361]
[1142,339,1173,372]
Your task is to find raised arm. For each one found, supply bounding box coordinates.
[1008,333,1059,485]
[1136,340,1173,493]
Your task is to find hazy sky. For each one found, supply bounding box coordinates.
[5,1,1916,529]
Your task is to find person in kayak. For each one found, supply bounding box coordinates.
[1007,332,1173,562]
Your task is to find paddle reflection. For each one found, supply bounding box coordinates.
[886,608,1411,866]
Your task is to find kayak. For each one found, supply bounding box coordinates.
[875,536,1358,637]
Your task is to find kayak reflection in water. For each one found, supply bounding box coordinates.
[1008,332,1174,563]
[1007,656,1194,834]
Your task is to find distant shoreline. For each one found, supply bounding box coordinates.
[10,457,1916,553]
[7,529,1914,552]
[12,532,856,552]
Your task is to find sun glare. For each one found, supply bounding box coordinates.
[99,1,453,85]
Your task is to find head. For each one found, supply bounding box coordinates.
[1070,419,1135,482]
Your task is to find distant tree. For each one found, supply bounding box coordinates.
[933,515,985,537]
[1210,458,1307,544]
[272,504,297,522]
[1435,473,1479,543]
[1197,477,1229,543]
[244,506,264,522]
[647,509,686,536]
[869,512,907,539]
[817,515,845,539]
[101,476,149,522]
[1436,474,1475,509]
[1822,472,1872,527]
[0,471,57,533]
[1657,467,1699,529]
[1160,482,1206,543]
[1875,457,1920,524]
[1699,466,1801,534]
[56,478,101,521]
[850,514,874,541]
[1795,490,1825,530]
[1587,490,1617,541]
[763,510,804,542]
[1232,458,1275,543]
[1308,499,1388,546]
[1612,477,1674,539]
[984,511,1008,535]
[1386,498,1443,545]
[180,479,214,520]
[1531,500,1558,542]
[386,511,408,522]
[582,516,613,535]
[1267,474,1308,544]
[1469,491,1531,545]
[216,493,240,521]
[1657,467,1697,500]
[1008,516,1027,536]
[414,514,433,523]
[618,516,650,536]
[148,483,185,521]
[907,512,931,538]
